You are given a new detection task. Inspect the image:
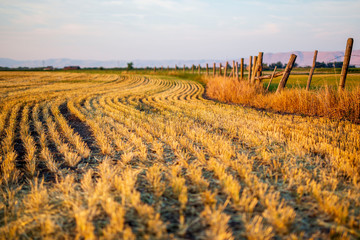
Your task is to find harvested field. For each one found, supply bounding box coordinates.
[0,72,359,239]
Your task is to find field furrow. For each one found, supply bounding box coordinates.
[0,72,359,239]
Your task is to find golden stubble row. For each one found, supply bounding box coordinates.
[0,72,359,239]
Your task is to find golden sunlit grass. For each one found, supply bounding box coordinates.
[0,71,359,239]
[206,77,360,123]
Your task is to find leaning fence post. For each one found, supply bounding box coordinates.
[339,38,354,90]
[248,56,252,82]
[219,63,222,76]
[240,58,244,81]
[266,66,277,92]
[213,63,216,77]
[306,50,318,91]
[276,54,297,93]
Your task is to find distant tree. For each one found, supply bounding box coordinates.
[315,61,327,68]
[315,62,345,68]
[332,62,343,68]
[269,61,283,69]
[276,61,284,68]
[262,63,270,71]
[127,62,134,70]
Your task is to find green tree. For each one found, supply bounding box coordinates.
[127,62,134,70]
[269,61,284,69]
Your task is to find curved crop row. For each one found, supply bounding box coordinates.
[0,72,359,239]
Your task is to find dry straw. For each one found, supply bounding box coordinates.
[206,77,360,123]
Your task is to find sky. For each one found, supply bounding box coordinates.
[0,0,359,61]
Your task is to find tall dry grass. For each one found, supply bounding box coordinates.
[206,77,360,123]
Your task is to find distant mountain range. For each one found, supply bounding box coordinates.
[1,49,359,68]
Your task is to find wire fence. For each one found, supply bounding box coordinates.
[307,53,360,87]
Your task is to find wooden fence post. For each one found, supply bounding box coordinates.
[257,52,263,77]
[192,65,194,74]
[224,61,228,78]
[252,56,257,81]
[154,67,156,72]
[183,65,185,73]
[167,66,169,71]
[339,38,354,90]
[235,62,239,80]
[240,58,244,81]
[251,58,258,84]
[251,53,263,84]
[232,60,236,78]
[213,63,216,77]
[248,56,252,82]
[206,63,209,76]
[219,63,222,76]
[306,50,318,91]
[198,64,201,75]
[266,66,277,92]
[276,54,297,93]
[175,65,177,71]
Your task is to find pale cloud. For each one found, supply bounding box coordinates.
[101,0,126,6]
[268,15,289,21]
[34,24,94,36]
[132,0,198,11]
[263,23,281,34]
[233,23,281,37]
[231,16,247,22]
[0,0,359,60]
[112,13,146,19]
